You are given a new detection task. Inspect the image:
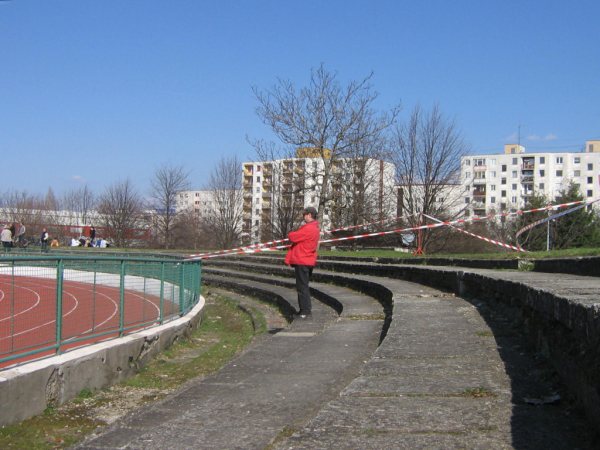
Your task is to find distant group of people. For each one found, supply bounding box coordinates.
[0,224,107,253]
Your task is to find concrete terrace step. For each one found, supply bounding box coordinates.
[204,265,384,319]
[75,256,599,448]
[77,261,387,449]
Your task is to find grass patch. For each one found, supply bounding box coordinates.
[0,290,264,449]
[460,387,496,398]
[346,313,386,321]
[476,331,494,337]
[318,247,600,260]
[265,425,298,449]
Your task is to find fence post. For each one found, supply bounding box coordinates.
[119,259,126,336]
[179,263,185,315]
[55,258,64,354]
[159,262,165,324]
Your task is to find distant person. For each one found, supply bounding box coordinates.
[71,237,80,247]
[50,237,60,248]
[90,226,96,244]
[40,228,49,252]
[1,226,13,252]
[284,207,320,318]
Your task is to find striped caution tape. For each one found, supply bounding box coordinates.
[424,214,526,252]
[187,198,599,260]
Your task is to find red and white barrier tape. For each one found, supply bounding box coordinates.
[424,214,525,252]
[187,198,599,260]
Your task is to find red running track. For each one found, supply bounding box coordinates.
[0,274,172,369]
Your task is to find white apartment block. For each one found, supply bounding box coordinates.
[176,190,215,215]
[396,183,466,219]
[461,140,600,216]
[242,154,396,243]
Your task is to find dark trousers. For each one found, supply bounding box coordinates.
[294,265,313,314]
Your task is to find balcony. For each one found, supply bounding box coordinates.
[472,178,486,185]
[473,165,487,171]
[522,163,534,170]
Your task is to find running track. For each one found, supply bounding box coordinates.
[0,274,172,369]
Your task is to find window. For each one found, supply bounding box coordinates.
[464,172,471,180]
[574,157,580,164]
[255,187,260,193]
[589,143,595,152]
[490,171,496,177]
[501,178,506,185]
[474,171,485,179]
[587,190,593,197]
[501,164,507,172]
[464,159,471,166]
[575,170,581,177]
[474,158,485,166]
[539,183,544,190]
[490,159,496,166]
[556,170,563,177]
[556,157,563,164]
[511,196,517,203]
[465,197,470,204]
[512,184,517,190]
[256,176,261,182]
[195,192,199,197]
[588,177,593,184]
[490,185,496,191]
[539,169,545,177]
[501,190,506,197]
[540,157,545,164]
[512,158,518,165]
[512,171,518,178]
[256,166,261,172]
[588,163,594,170]
[255,220,259,226]
[491,197,496,204]
[255,208,260,214]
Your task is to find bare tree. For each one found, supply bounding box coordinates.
[391,104,469,252]
[150,164,190,249]
[251,64,399,222]
[203,156,244,249]
[97,179,145,248]
[62,185,96,225]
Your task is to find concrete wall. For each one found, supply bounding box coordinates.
[0,298,205,426]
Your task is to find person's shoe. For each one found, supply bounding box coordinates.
[294,311,312,319]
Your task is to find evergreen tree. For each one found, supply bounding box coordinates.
[551,182,599,249]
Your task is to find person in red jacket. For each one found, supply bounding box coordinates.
[284,206,320,318]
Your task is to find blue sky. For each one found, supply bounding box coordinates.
[1,0,599,197]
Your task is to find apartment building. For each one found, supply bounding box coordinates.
[176,190,215,215]
[461,140,600,216]
[242,152,396,244]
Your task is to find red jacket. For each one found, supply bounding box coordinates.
[284,220,320,266]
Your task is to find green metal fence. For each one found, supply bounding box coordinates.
[0,255,202,367]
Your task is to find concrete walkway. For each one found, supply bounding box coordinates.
[75,265,597,449]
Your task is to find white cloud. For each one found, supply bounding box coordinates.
[526,133,558,142]
[72,175,86,183]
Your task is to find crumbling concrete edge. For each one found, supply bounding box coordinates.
[0,296,205,426]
